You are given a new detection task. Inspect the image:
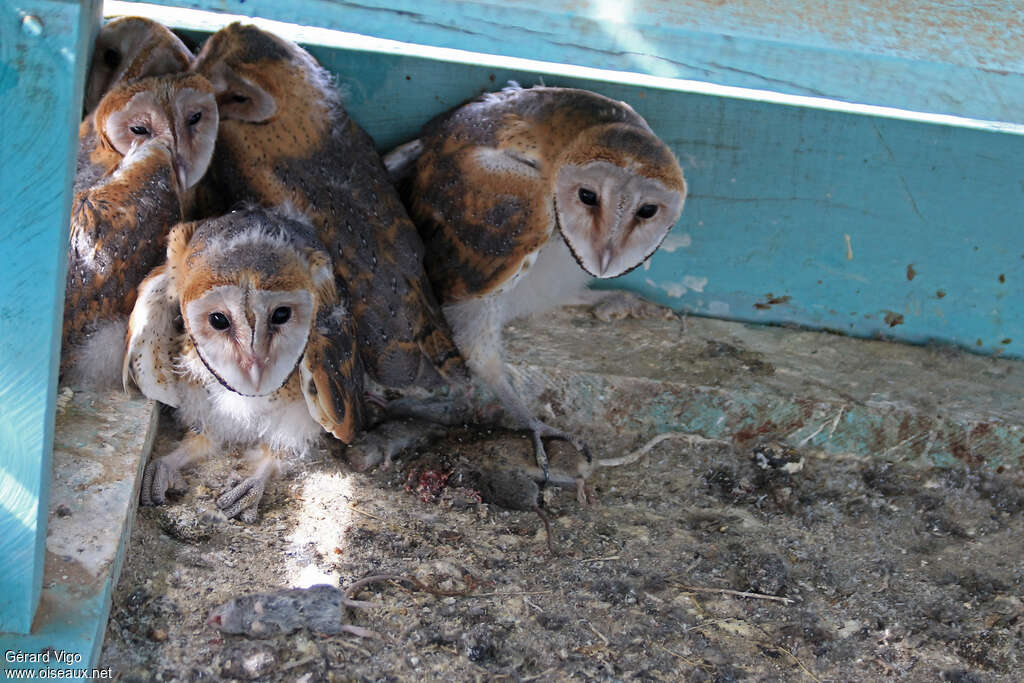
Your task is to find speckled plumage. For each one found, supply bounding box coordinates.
[191,23,464,391]
[83,16,193,117]
[125,207,364,520]
[395,85,687,473]
[406,85,686,301]
[63,73,217,384]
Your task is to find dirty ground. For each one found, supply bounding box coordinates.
[100,308,1024,681]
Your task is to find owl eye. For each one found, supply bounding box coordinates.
[270,306,291,325]
[129,125,150,136]
[578,188,599,206]
[103,48,120,68]
[231,94,249,104]
[187,111,202,126]
[208,312,231,331]
[636,204,659,219]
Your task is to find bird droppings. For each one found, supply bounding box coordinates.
[101,310,1024,680]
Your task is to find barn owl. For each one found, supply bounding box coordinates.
[392,84,687,474]
[190,23,464,394]
[83,16,193,117]
[124,206,364,521]
[63,73,218,386]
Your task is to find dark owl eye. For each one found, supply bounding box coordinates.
[578,188,599,206]
[231,94,249,103]
[129,125,150,136]
[208,312,231,330]
[187,111,202,126]
[270,306,291,325]
[636,204,659,219]
[103,48,121,68]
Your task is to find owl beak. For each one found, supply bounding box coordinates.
[174,157,189,192]
[247,359,265,389]
[599,246,613,276]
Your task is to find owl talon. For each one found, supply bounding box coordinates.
[529,422,591,484]
[216,475,268,521]
[140,458,187,506]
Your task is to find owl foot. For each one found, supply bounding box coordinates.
[587,290,677,322]
[529,420,592,484]
[139,434,211,506]
[217,473,269,523]
[140,456,189,506]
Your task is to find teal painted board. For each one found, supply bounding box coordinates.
[123,0,1024,124]
[0,390,157,678]
[173,23,1024,358]
[0,0,99,633]
[287,41,1023,359]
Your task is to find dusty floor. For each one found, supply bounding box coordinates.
[99,311,1024,682]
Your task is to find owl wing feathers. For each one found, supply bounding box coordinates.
[331,117,467,387]
[408,110,552,302]
[123,264,183,408]
[299,300,365,444]
[64,140,182,360]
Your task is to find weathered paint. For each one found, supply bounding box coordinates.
[117,0,1024,124]
[308,41,1023,359]
[0,390,156,674]
[504,311,1024,470]
[0,0,101,634]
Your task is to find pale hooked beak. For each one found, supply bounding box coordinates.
[241,354,266,390]
[174,155,189,191]
[599,246,614,275]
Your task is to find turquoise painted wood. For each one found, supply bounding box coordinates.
[160,2,1024,357]
[179,29,1024,359]
[128,0,1024,124]
[0,0,100,633]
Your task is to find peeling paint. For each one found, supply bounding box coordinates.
[660,232,692,252]
[683,275,708,292]
[645,275,706,297]
[709,301,730,316]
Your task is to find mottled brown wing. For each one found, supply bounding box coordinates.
[64,140,182,364]
[123,264,184,407]
[406,96,552,302]
[300,298,365,443]
[321,116,466,388]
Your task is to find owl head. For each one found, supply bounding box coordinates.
[84,16,193,116]
[553,121,686,278]
[94,72,219,191]
[169,207,335,397]
[191,22,328,125]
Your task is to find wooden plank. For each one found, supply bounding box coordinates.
[505,309,1024,469]
[250,39,1021,360]
[114,0,1024,124]
[0,391,156,674]
[154,8,1024,358]
[0,0,100,634]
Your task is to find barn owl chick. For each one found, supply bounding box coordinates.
[190,23,464,394]
[63,73,218,387]
[394,85,687,474]
[125,207,364,521]
[83,16,193,117]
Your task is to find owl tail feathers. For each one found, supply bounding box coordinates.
[417,328,469,385]
[62,317,129,391]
